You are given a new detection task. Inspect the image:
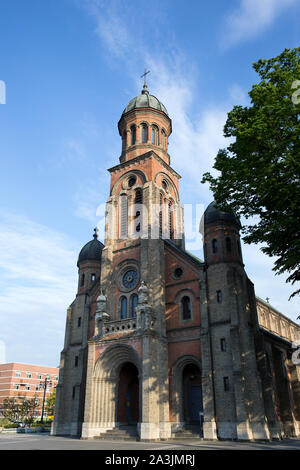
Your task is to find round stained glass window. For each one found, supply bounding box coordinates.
[122,269,138,290]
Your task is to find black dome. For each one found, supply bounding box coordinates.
[204,201,241,227]
[77,231,104,265]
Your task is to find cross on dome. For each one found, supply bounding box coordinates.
[141,69,150,94]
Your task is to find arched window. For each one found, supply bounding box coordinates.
[212,238,218,254]
[135,189,143,204]
[161,129,166,148]
[168,201,174,240]
[122,131,127,150]
[131,125,136,145]
[216,290,222,303]
[182,296,191,320]
[159,193,163,238]
[142,124,148,143]
[130,294,138,318]
[120,195,128,238]
[120,296,127,319]
[134,189,143,233]
[226,237,232,253]
[80,273,85,287]
[151,125,158,145]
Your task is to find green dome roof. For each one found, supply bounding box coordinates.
[122,86,168,116]
[77,230,104,265]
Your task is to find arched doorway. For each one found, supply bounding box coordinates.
[182,363,203,424]
[117,362,139,424]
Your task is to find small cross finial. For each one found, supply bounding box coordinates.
[141,69,150,94]
[93,227,99,239]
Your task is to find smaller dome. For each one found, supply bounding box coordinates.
[77,229,104,265]
[204,201,241,227]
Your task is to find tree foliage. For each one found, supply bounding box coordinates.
[2,395,40,425]
[202,48,300,304]
[45,387,56,416]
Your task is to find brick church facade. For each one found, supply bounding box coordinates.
[52,84,300,441]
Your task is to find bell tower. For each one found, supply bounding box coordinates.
[80,81,186,440]
[103,81,185,249]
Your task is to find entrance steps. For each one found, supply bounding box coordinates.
[94,424,202,441]
[171,425,203,440]
[94,425,138,441]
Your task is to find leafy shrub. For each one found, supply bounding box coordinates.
[4,423,20,429]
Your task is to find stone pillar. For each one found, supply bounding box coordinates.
[136,271,171,440]
[199,274,218,440]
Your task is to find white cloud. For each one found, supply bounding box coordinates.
[0,211,79,366]
[82,1,232,206]
[221,0,297,48]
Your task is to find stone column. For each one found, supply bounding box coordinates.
[199,274,218,440]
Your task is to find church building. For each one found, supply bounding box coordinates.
[52,82,300,441]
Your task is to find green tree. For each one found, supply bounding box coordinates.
[45,387,56,416]
[2,395,40,425]
[2,397,20,422]
[202,48,300,308]
[21,396,40,426]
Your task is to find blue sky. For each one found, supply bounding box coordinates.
[0,0,299,366]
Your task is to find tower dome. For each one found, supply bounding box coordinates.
[77,229,104,266]
[204,201,241,228]
[117,82,172,164]
[121,84,169,116]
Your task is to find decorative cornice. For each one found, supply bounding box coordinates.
[108,150,181,180]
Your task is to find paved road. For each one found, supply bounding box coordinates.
[0,433,300,450]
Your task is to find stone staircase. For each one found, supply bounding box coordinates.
[94,424,203,441]
[94,425,138,441]
[171,425,203,440]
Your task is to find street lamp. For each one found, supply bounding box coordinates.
[39,377,52,424]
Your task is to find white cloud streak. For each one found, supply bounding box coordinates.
[221,0,297,49]
[0,211,79,366]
